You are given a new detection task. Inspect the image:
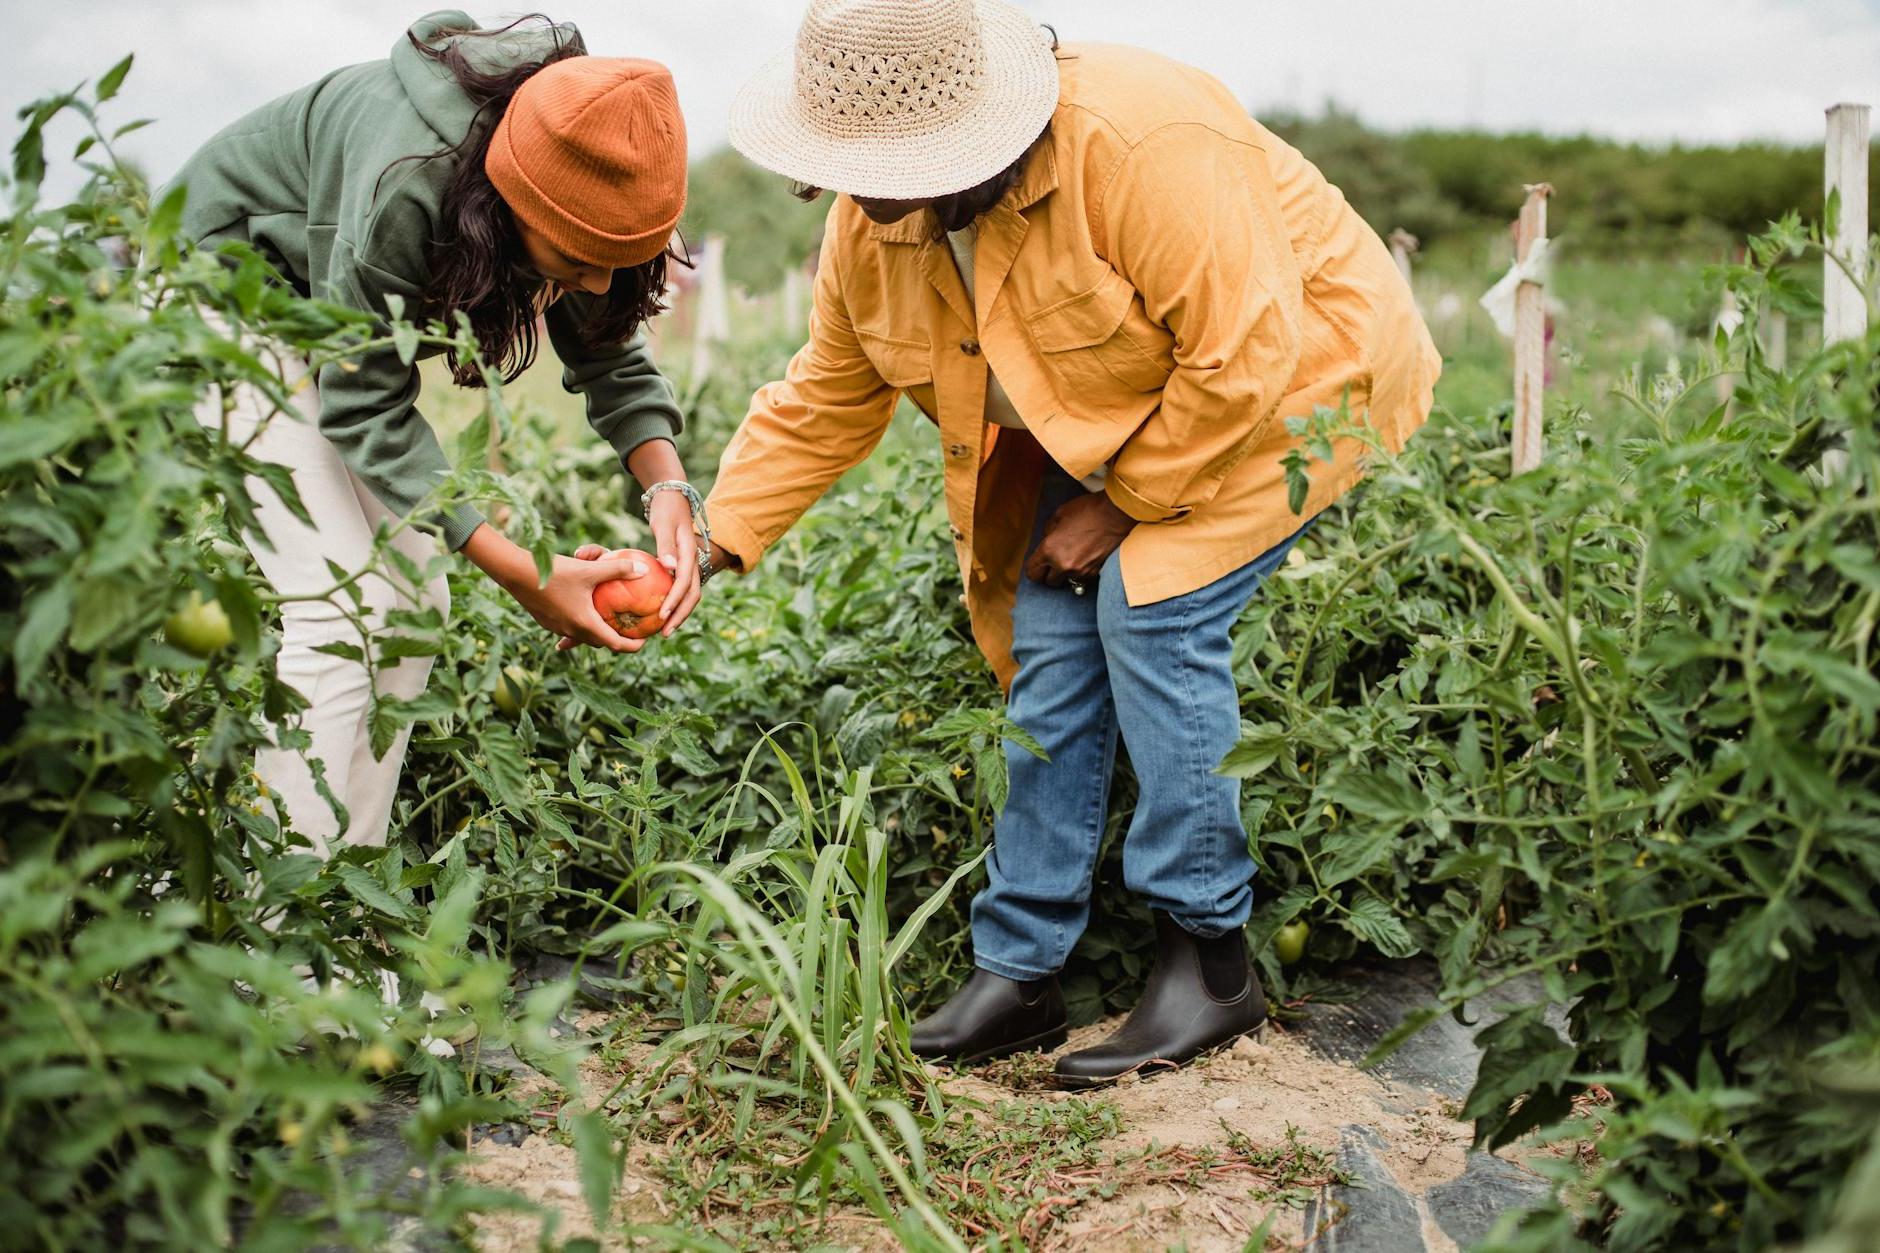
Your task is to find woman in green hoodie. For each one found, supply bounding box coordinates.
[168,11,700,855]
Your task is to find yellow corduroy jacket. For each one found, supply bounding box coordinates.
[706,43,1441,690]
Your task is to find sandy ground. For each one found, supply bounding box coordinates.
[460,1011,1508,1252]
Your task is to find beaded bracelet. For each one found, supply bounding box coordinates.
[639,480,714,577]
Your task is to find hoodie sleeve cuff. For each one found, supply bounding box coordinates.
[607,420,679,480]
[437,502,487,552]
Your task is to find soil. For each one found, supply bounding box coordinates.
[458,1009,1533,1252]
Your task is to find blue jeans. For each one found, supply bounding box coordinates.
[969,468,1311,980]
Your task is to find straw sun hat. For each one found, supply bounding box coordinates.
[728,0,1061,200]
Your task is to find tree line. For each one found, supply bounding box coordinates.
[682,105,1877,291]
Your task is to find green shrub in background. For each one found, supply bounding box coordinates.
[677,104,1877,288]
[680,148,824,292]
[1263,107,1874,253]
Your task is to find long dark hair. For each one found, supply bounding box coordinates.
[394,16,678,385]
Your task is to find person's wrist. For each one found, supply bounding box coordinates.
[1098,496,1136,538]
[703,541,739,583]
[626,437,684,489]
[463,524,525,591]
[489,536,543,596]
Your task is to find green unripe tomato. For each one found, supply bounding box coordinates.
[1273,920,1311,965]
[492,664,536,717]
[164,593,234,657]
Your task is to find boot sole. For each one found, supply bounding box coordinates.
[923,1023,1070,1068]
[1053,1015,1268,1091]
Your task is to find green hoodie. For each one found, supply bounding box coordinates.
[163,10,683,551]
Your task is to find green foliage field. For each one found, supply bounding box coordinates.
[4,68,1879,1252]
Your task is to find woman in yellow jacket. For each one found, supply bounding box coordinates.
[701,0,1440,1085]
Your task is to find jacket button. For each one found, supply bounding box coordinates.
[960,338,981,356]
[949,525,964,541]
[947,443,969,458]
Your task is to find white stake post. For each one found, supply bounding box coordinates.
[1388,229,1419,287]
[1715,286,1742,407]
[1824,104,1871,345]
[782,264,810,336]
[1511,184,1552,475]
[688,233,732,381]
[1763,311,1788,371]
[1822,104,1869,481]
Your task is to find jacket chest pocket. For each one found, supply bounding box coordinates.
[1026,272,1173,397]
[858,331,933,389]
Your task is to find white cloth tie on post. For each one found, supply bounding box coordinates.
[1479,236,1552,338]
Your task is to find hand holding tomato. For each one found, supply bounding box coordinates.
[459,525,657,652]
[561,544,677,652]
[1024,492,1136,588]
[516,551,656,652]
[591,547,675,638]
[644,488,704,635]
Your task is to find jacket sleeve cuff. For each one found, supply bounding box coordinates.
[705,505,766,574]
[1104,474,1185,524]
[438,502,487,553]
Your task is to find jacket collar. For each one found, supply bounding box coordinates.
[863,136,1061,244]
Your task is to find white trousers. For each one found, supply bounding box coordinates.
[197,345,449,857]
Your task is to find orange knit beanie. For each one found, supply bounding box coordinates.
[486,57,688,270]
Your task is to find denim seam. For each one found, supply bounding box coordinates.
[1176,586,1213,930]
[1060,673,1114,968]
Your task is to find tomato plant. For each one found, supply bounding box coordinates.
[1224,220,1880,1249]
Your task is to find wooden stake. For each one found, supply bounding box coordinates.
[1762,310,1788,370]
[1822,104,1869,480]
[1387,229,1419,286]
[1511,184,1552,475]
[1715,286,1742,407]
[688,233,732,381]
[782,265,810,336]
[1823,103,1871,346]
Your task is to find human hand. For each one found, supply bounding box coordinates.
[645,488,703,637]
[508,551,652,653]
[461,524,651,653]
[1023,492,1136,588]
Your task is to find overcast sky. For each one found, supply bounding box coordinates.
[5,0,1878,196]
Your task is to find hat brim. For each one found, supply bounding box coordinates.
[726,0,1061,200]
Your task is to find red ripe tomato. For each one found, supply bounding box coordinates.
[592,548,674,639]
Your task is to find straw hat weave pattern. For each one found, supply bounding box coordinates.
[729,0,1060,199]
